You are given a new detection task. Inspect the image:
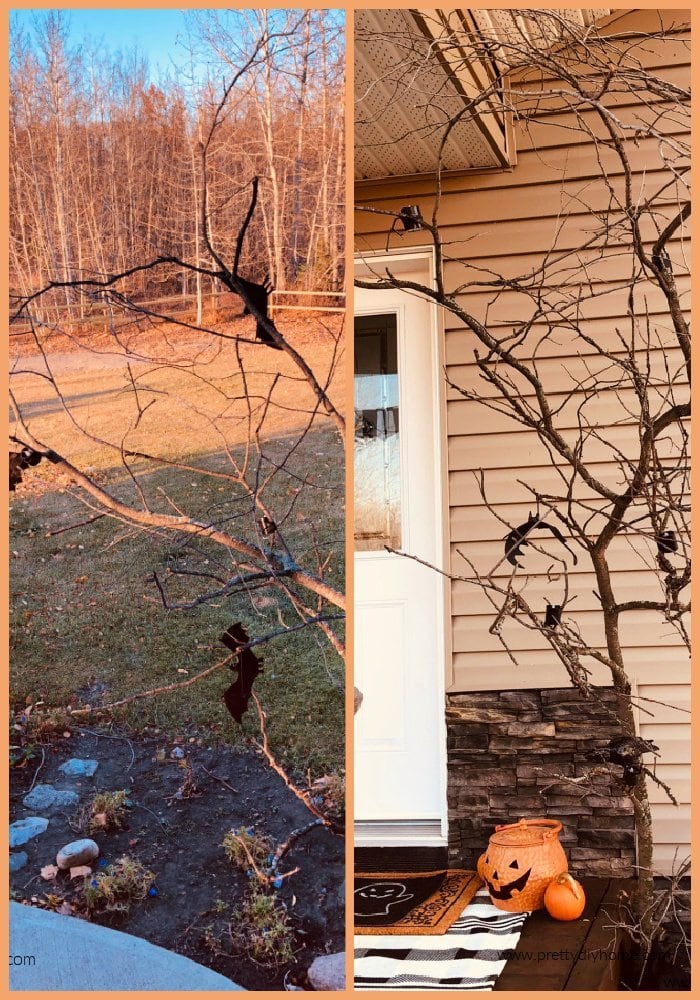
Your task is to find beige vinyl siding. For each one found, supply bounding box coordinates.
[355,10,690,872]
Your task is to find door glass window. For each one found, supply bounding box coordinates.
[354,313,401,551]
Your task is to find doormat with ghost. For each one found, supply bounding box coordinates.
[354,869,482,934]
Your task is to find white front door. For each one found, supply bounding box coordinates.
[354,250,448,846]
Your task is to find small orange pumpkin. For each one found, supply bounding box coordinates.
[544,872,586,921]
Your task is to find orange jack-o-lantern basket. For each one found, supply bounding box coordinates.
[477,818,568,913]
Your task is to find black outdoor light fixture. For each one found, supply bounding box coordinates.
[398,205,423,231]
[544,604,562,628]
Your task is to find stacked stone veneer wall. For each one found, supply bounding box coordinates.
[446,688,636,878]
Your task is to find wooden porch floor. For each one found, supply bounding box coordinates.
[494,877,632,992]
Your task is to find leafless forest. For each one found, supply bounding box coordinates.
[10,9,344,310]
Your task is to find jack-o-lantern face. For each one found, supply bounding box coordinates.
[477,819,569,912]
[482,855,532,900]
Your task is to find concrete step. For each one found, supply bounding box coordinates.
[10,902,245,991]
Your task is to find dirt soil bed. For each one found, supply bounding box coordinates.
[10,729,344,990]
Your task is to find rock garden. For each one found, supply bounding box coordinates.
[10,728,344,990]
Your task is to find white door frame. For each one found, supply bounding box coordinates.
[354,246,450,846]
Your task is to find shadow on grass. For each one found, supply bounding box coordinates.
[10,428,345,777]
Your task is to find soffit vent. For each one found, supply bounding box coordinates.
[355,8,612,182]
[468,9,612,71]
[355,8,506,181]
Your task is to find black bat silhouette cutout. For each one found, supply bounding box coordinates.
[239,274,281,350]
[259,515,277,537]
[657,530,678,555]
[586,736,660,766]
[504,512,578,568]
[223,175,280,350]
[586,736,659,788]
[220,622,263,723]
[9,446,43,491]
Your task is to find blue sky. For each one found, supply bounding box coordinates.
[11,8,190,79]
[11,8,346,83]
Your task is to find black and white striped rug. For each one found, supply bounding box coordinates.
[354,889,528,990]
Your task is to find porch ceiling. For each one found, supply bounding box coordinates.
[354,7,611,182]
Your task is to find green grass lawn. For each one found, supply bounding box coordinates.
[10,318,345,776]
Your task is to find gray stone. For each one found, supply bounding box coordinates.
[10,852,29,873]
[517,763,574,779]
[56,838,100,870]
[307,952,345,991]
[489,737,579,752]
[9,902,245,990]
[578,815,635,830]
[573,857,634,877]
[499,691,540,707]
[489,792,543,810]
[583,794,632,809]
[446,705,519,723]
[446,685,632,878]
[507,722,556,737]
[459,770,514,788]
[570,846,626,861]
[22,785,79,813]
[532,803,593,815]
[58,759,98,778]
[9,817,49,848]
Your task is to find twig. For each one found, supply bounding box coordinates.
[66,615,343,718]
[226,829,301,886]
[45,513,106,536]
[27,747,46,793]
[272,818,325,867]
[66,653,235,716]
[250,693,342,833]
[131,801,170,833]
[199,765,238,794]
[74,727,136,771]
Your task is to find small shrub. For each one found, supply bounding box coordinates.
[9,740,37,768]
[79,790,130,833]
[82,856,155,915]
[222,826,273,877]
[23,706,73,740]
[203,924,225,955]
[229,886,295,967]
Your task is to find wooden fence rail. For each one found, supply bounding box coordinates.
[9,289,346,335]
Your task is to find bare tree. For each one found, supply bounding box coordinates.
[10,15,345,785]
[355,8,689,956]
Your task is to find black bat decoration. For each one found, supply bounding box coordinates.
[504,512,578,568]
[220,622,263,723]
[259,515,277,537]
[656,530,678,555]
[223,175,280,350]
[239,274,281,350]
[586,736,660,788]
[9,446,43,491]
[586,736,660,766]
